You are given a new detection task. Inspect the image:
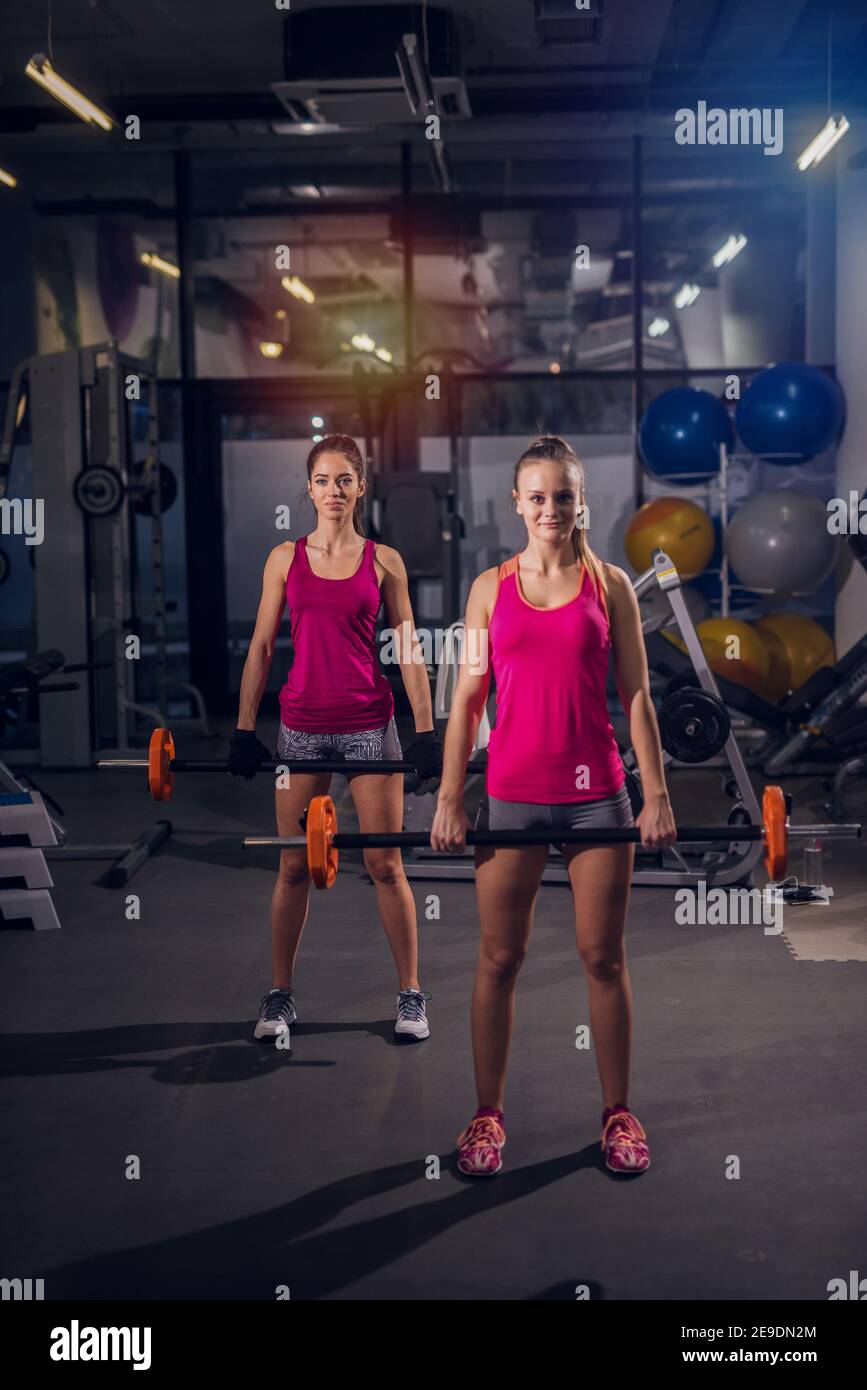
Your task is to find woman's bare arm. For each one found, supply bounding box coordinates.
[236,544,290,730]
[431,570,495,851]
[378,544,435,733]
[606,564,669,797]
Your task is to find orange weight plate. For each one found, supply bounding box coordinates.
[762,784,787,880]
[306,794,339,889]
[148,727,175,801]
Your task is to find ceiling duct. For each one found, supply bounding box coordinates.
[534,0,605,48]
[273,4,471,127]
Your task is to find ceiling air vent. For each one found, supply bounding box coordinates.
[273,4,471,127]
[534,0,604,48]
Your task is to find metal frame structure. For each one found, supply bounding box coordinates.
[0,342,207,766]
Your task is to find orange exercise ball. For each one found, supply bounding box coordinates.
[754,614,835,696]
[625,496,714,579]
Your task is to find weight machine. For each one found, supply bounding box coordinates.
[0,342,208,767]
[353,358,464,629]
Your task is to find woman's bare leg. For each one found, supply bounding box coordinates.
[348,771,419,990]
[471,846,549,1110]
[270,772,331,990]
[564,844,635,1109]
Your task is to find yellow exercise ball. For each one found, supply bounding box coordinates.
[753,622,790,702]
[625,496,714,579]
[666,617,770,694]
[755,614,835,695]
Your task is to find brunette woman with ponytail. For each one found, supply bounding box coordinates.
[230,435,441,1043]
[431,435,676,1175]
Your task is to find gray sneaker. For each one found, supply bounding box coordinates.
[395,988,431,1041]
[254,988,297,1042]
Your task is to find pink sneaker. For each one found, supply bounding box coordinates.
[601,1106,650,1173]
[456,1111,506,1177]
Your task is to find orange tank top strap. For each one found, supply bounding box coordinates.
[492,555,520,616]
[593,562,611,629]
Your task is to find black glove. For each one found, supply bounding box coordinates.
[404,730,443,782]
[228,728,272,780]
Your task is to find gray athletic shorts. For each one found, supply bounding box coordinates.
[276,717,402,770]
[476,784,635,834]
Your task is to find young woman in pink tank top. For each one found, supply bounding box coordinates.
[230,436,440,1044]
[431,435,677,1176]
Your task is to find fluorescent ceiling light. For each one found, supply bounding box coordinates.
[270,121,348,136]
[674,283,701,309]
[281,275,315,304]
[352,333,376,352]
[797,114,850,171]
[141,252,181,279]
[648,316,670,337]
[711,234,747,269]
[25,54,113,130]
[0,166,18,189]
[374,347,393,363]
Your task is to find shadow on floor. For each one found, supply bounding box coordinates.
[41,1146,607,1299]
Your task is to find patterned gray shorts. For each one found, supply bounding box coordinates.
[276,717,402,770]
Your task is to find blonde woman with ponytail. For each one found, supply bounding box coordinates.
[431,436,676,1176]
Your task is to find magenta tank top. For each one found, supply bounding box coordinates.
[486,555,625,803]
[278,536,394,733]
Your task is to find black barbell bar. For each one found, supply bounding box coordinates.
[242,789,860,890]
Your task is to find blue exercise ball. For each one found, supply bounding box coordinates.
[639,388,735,480]
[736,363,845,464]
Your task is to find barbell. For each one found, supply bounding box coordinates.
[242,788,861,890]
[98,727,485,801]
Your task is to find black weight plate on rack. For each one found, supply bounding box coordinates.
[659,687,731,764]
[130,460,178,516]
[73,465,125,518]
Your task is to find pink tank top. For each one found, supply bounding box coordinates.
[486,555,625,803]
[278,536,394,733]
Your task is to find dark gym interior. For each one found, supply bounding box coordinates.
[2,0,867,1334]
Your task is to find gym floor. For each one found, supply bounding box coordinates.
[2,725,866,1301]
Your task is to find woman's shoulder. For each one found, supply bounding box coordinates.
[372,541,400,565]
[371,541,405,580]
[600,561,630,591]
[466,566,501,619]
[595,562,638,623]
[267,539,296,583]
[470,565,501,596]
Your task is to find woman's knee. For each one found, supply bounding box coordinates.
[480,942,527,985]
[363,848,405,887]
[277,850,309,888]
[579,946,625,983]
